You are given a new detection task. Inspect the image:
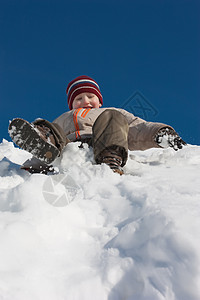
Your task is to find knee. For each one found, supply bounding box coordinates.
[98,109,128,124]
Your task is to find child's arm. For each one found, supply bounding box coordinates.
[118,109,186,151]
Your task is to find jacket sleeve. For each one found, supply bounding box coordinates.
[117,109,174,151]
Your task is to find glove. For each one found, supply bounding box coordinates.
[155,127,187,151]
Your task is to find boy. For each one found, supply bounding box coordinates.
[9,75,186,175]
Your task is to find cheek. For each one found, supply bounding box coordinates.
[92,98,101,108]
[72,102,80,109]
[72,103,76,109]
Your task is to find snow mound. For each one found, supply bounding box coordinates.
[0,139,200,300]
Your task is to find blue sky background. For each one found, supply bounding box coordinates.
[1,0,199,145]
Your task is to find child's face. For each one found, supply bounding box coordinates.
[72,92,102,109]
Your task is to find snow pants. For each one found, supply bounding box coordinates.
[92,109,129,166]
[34,109,129,165]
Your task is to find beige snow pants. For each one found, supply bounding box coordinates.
[34,109,129,165]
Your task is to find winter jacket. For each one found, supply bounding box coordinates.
[53,107,173,151]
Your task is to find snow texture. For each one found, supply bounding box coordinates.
[0,139,200,300]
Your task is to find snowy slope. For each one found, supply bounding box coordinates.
[0,139,200,300]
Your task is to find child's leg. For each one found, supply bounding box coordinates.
[33,119,69,153]
[92,109,129,169]
[9,118,69,165]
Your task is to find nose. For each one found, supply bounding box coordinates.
[82,95,89,103]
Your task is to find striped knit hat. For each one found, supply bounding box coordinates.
[66,75,103,110]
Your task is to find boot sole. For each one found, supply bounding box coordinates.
[9,118,59,164]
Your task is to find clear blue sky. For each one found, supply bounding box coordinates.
[1,0,199,145]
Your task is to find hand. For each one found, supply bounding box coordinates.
[155,127,187,151]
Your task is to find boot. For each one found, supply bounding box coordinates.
[8,118,60,164]
[97,146,124,175]
[34,124,56,146]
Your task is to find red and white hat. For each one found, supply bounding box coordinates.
[66,75,103,110]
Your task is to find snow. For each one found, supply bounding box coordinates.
[0,138,200,300]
